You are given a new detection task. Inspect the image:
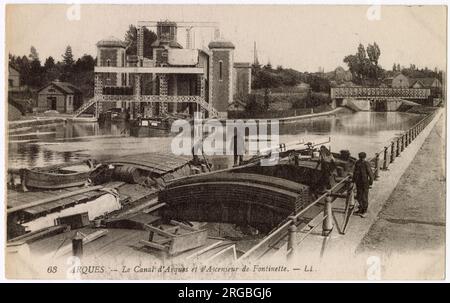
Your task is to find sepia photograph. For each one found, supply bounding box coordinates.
[2,3,447,281]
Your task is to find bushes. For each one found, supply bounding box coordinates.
[292,92,331,109]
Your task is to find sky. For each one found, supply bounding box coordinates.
[5,4,447,72]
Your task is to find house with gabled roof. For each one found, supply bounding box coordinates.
[36,80,83,113]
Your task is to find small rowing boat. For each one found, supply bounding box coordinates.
[8,160,96,191]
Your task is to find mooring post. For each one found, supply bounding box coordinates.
[390,141,395,163]
[287,216,297,259]
[322,195,333,236]
[374,153,380,180]
[382,146,388,170]
[72,232,83,258]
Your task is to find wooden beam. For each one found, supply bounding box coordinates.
[143,224,175,238]
[7,185,104,214]
[186,241,224,260]
[7,225,70,245]
[46,229,108,259]
[140,240,169,252]
[169,220,198,232]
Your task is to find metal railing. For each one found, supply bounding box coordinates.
[369,110,437,176]
[331,87,431,100]
[238,109,438,261]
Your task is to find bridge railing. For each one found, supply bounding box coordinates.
[238,109,438,261]
[331,87,431,99]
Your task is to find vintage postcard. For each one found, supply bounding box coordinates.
[3,3,447,280]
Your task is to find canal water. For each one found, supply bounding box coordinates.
[8,111,424,170]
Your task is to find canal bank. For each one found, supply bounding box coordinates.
[264,108,444,279]
[317,108,444,278]
[356,112,445,279]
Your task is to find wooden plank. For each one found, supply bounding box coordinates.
[205,244,237,262]
[7,225,70,245]
[170,229,208,255]
[170,220,197,232]
[143,224,175,238]
[186,240,224,260]
[139,240,169,252]
[47,229,109,259]
[7,185,104,214]
[143,203,166,214]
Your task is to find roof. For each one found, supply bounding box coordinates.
[8,97,27,115]
[208,40,235,49]
[97,36,127,48]
[37,80,82,95]
[8,65,20,76]
[157,20,177,27]
[409,77,441,88]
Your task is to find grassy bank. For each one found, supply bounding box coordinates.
[229,104,333,119]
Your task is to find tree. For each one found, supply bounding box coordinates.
[343,42,384,85]
[74,54,95,72]
[44,56,55,70]
[29,46,39,61]
[366,42,380,66]
[124,24,157,58]
[62,45,74,67]
[29,60,43,86]
[16,55,30,85]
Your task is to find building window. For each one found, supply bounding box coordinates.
[107,59,111,67]
[8,79,13,87]
[219,61,223,81]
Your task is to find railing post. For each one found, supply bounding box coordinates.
[396,138,400,157]
[374,153,380,180]
[72,232,83,258]
[287,216,297,259]
[322,195,333,236]
[382,146,388,170]
[390,141,395,163]
[400,135,405,152]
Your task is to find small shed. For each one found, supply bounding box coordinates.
[37,80,83,113]
[8,65,20,88]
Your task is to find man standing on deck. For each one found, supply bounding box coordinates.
[353,152,374,218]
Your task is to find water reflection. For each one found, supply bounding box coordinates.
[8,111,424,170]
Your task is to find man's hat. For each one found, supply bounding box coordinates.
[358,152,367,159]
